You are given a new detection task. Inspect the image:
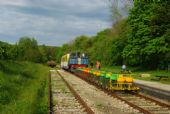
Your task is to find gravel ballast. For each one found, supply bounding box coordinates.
[58,70,141,114]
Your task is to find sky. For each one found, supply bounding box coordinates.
[0,0,113,46]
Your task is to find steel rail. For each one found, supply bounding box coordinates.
[57,71,94,114]
[135,93,170,109]
[111,93,152,114]
[48,71,53,114]
[70,71,170,114]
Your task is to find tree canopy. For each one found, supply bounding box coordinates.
[57,0,170,69]
[0,0,169,70]
[0,37,58,63]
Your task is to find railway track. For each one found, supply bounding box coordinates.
[50,70,94,114]
[113,93,170,114]
[70,70,170,114]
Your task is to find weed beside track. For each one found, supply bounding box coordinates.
[0,61,49,114]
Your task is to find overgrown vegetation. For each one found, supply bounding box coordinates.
[0,61,49,114]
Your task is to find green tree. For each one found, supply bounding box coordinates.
[17,37,42,62]
[123,0,170,69]
[0,41,10,60]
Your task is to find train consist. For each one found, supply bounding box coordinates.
[74,68,139,91]
[61,52,88,69]
[61,52,139,91]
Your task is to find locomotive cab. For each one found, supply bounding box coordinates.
[61,52,88,70]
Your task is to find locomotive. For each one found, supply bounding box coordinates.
[61,53,139,91]
[61,52,88,69]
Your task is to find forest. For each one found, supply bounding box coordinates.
[0,0,170,70]
[0,37,59,63]
[1,1,169,113]
[56,0,170,70]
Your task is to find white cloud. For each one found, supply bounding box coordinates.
[0,0,112,46]
[0,0,28,7]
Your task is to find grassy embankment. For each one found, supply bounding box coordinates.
[0,60,50,114]
[101,66,170,84]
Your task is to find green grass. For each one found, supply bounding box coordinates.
[100,65,170,84]
[0,60,50,114]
